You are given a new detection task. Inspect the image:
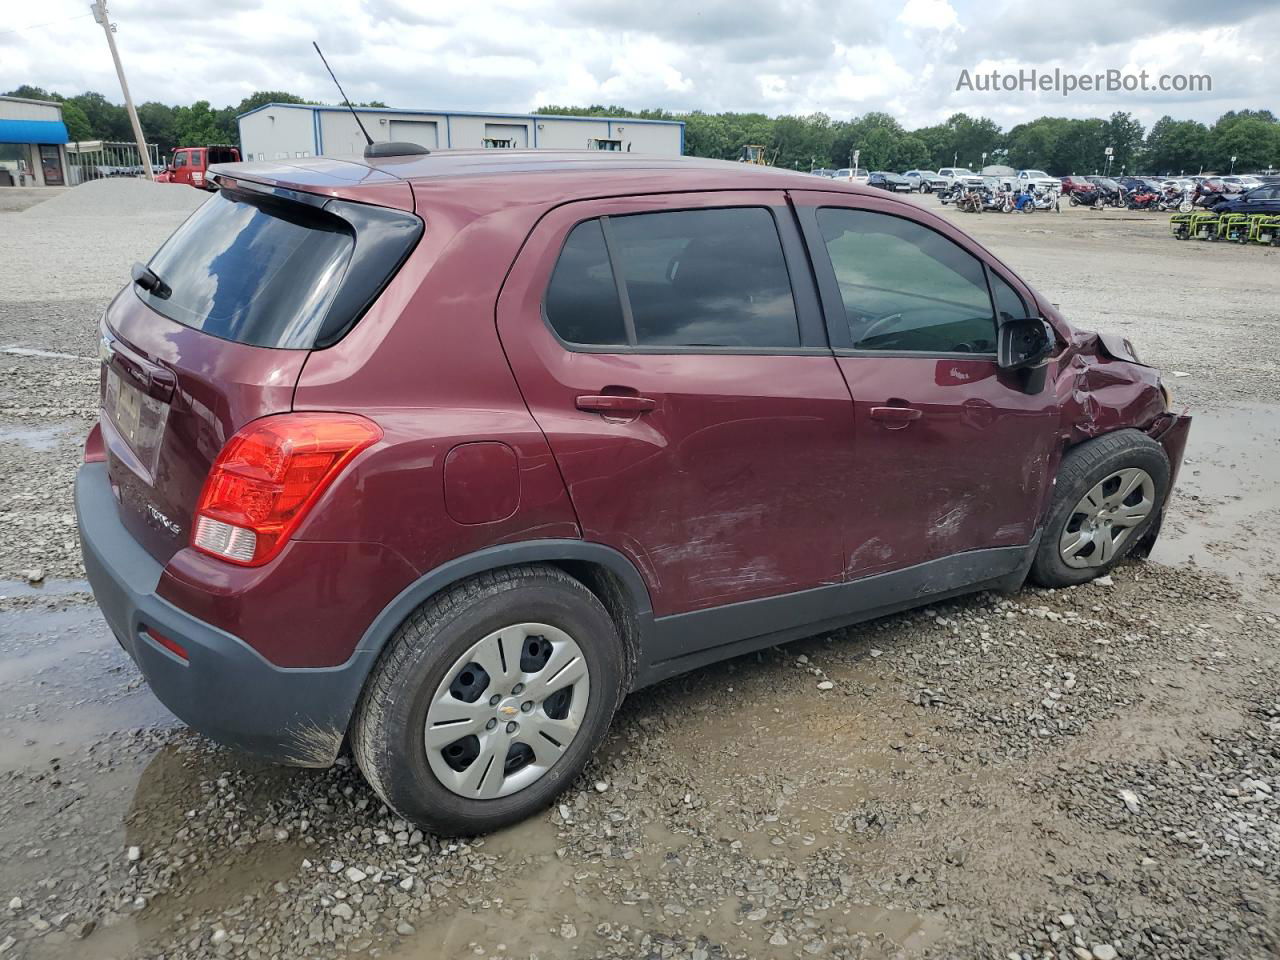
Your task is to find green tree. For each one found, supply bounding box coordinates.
[173,100,224,146]
[66,92,131,141]
[233,90,311,116]
[136,102,178,153]
[60,101,93,142]
[1104,111,1145,173]
[3,85,57,101]
[1144,117,1210,175]
[1208,112,1280,172]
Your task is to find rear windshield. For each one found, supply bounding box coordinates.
[139,190,355,349]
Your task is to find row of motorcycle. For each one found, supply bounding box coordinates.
[937,179,1211,214]
[938,182,1062,214]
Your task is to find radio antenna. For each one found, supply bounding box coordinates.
[313,41,373,147]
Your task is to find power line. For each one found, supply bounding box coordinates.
[0,12,94,37]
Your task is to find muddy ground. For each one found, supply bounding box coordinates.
[0,180,1277,960]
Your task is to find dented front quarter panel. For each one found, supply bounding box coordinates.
[1038,302,1191,498]
[1052,325,1167,447]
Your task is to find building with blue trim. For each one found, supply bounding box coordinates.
[237,103,684,161]
[0,96,70,187]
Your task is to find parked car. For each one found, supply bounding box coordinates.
[77,150,1190,836]
[1220,176,1262,192]
[938,167,982,188]
[868,171,912,193]
[1208,184,1280,215]
[161,145,241,190]
[1060,176,1094,196]
[902,170,947,193]
[834,167,870,183]
[810,168,838,178]
[1014,169,1059,192]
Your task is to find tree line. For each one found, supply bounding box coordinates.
[7,83,1277,175]
[542,105,1279,176]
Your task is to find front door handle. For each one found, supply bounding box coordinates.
[576,394,657,415]
[869,405,922,427]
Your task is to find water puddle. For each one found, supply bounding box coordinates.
[1151,402,1280,607]
[0,421,80,452]
[0,591,173,770]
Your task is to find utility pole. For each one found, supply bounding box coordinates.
[89,0,154,180]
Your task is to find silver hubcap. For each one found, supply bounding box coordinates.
[1059,467,1155,569]
[425,623,590,799]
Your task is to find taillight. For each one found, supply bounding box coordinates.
[191,413,381,567]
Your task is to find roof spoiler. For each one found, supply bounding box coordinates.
[364,141,430,159]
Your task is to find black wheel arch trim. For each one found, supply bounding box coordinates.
[354,539,656,661]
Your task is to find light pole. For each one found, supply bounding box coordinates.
[89,0,153,181]
[1230,155,1237,173]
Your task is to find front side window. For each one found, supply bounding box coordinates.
[988,270,1029,323]
[816,207,997,355]
[173,152,188,168]
[544,207,801,350]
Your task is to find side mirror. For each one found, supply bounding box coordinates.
[998,317,1054,371]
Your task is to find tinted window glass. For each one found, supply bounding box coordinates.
[173,153,187,168]
[544,220,627,345]
[989,271,1029,323]
[608,207,800,348]
[816,208,996,354]
[139,190,354,349]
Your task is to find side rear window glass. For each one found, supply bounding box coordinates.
[989,270,1029,323]
[609,207,800,348]
[544,219,627,345]
[816,207,996,355]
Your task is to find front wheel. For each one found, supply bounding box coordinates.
[352,565,625,835]
[1030,430,1170,588]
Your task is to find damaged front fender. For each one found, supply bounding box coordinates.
[1057,330,1169,446]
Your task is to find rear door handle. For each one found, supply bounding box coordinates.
[576,394,657,415]
[870,405,922,424]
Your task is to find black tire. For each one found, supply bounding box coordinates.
[351,565,625,835]
[1029,429,1170,588]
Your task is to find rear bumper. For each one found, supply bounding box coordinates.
[75,462,370,767]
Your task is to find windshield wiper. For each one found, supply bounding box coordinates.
[131,262,172,300]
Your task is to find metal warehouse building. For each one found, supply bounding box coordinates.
[237,103,684,161]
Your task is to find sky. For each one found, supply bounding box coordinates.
[2,0,1275,129]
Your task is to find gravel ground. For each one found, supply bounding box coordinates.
[0,179,1277,960]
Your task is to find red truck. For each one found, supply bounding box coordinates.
[157,145,240,190]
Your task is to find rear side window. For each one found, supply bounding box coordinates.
[816,207,997,354]
[543,207,800,350]
[137,186,421,349]
[544,220,627,345]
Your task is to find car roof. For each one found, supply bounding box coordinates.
[212,149,881,212]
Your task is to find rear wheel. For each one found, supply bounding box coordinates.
[1030,430,1170,588]
[352,565,625,835]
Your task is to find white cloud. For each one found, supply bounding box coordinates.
[0,0,1273,128]
[897,0,959,31]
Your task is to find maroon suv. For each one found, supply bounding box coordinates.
[77,150,1191,835]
